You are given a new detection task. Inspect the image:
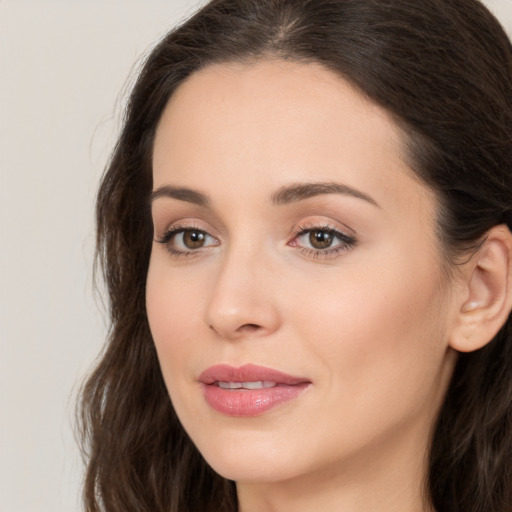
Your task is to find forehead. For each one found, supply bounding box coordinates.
[154,59,399,164]
[152,59,433,216]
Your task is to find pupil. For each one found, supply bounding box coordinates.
[184,230,205,248]
[309,230,333,249]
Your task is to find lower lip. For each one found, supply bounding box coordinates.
[202,383,310,417]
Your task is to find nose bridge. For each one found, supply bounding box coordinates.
[205,237,280,340]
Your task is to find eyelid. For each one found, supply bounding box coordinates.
[155,220,202,238]
[289,219,355,239]
[154,216,220,239]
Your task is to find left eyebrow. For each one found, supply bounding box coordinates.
[270,181,381,208]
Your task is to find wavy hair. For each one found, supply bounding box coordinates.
[79,0,512,510]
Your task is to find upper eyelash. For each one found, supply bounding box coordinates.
[155,224,193,245]
[290,222,355,243]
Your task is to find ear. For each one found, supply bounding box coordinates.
[449,225,512,353]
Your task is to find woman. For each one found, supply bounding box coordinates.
[79,0,512,511]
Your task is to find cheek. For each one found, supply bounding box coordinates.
[285,250,451,417]
[289,250,445,343]
[146,258,205,379]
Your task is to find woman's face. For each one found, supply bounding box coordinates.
[147,60,459,487]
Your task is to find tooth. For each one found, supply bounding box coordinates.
[242,381,264,389]
[217,381,278,390]
[218,382,242,389]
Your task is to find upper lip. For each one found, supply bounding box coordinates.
[199,364,310,385]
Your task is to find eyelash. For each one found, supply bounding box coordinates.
[155,222,357,260]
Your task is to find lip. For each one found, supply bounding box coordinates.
[199,364,311,417]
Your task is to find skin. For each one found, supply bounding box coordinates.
[146,59,462,512]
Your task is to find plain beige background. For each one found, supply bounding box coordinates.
[0,1,511,511]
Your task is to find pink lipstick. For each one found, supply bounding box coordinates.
[199,364,311,417]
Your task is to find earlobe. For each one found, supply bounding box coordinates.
[449,225,512,353]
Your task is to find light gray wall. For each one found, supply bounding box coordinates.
[1,1,510,511]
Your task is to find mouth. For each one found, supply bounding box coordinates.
[199,364,311,417]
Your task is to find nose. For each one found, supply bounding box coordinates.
[204,244,281,341]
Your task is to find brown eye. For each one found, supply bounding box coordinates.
[156,226,219,256]
[290,226,356,258]
[308,230,335,249]
[182,229,207,249]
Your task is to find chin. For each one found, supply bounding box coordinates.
[205,456,299,484]
[192,429,305,483]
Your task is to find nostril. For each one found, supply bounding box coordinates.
[208,322,262,339]
[239,323,261,332]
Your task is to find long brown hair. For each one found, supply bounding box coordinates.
[79,1,512,510]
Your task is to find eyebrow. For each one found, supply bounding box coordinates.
[150,181,380,208]
[271,182,380,208]
[150,185,210,207]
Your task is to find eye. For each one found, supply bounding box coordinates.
[156,226,219,256]
[290,225,356,258]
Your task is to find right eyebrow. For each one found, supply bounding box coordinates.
[150,185,210,207]
[271,181,380,208]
